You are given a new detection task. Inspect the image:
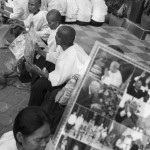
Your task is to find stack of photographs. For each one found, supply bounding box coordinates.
[54,42,150,150]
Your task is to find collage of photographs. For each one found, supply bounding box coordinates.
[55,45,150,150]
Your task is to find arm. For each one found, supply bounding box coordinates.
[36,48,47,58]
[0,8,10,17]
[134,71,146,81]
[25,61,49,79]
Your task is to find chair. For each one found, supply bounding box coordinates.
[121,18,150,40]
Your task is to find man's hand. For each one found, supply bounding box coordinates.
[140,71,146,78]
[25,61,37,73]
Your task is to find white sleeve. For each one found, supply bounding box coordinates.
[49,52,76,86]
[36,26,50,39]
[46,51,59,64]
[9,1,24,19]
[23,15,32,28]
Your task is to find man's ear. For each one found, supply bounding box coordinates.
[16,132,24,144]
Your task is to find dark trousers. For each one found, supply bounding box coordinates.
[41,89,66,134]
[28,56,66,106]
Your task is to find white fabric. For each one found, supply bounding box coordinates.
[74,116,84,130]
[5,0,14,8]
[24,11,50,40]
[65,0,78,22]
[0,131,17,150]
[47,0,67,16]
[101,70,122,88]
[46,25,63,64]
[9,0,29,20]
[91,0,108,22]
[48,43,90,86]
[46,46,63,64]
[76,0,92,22]
[47,25,61,50]
[68,114,77,125]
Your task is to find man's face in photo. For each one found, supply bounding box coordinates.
[134,80,142,90]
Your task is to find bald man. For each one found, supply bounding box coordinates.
[22,0,50,40]
[26,25,90,106]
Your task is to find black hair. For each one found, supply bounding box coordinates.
[37,0,41,5]
[108,45,124,54]
[47,9,62,23]
[57,26,76,47]
[13,106,50,144]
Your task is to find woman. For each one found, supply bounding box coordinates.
[0,106,52,150]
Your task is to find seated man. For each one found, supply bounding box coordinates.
[0,0,29,20]
[26,25,90,106]
[101,61,122,88]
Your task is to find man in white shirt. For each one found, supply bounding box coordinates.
[0,0,29,20]
[26,25,90,106]
[101,61,122,88]
[23,0,50,40]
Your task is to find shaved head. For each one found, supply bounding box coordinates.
[47,9,61,23]
[56,26,76,46]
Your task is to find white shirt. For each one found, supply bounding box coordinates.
[91,0,108,22]
[24,10,50,40]
[47,25,61,50]
[0,131,54,150]
[48,43,90,86]
[46,25,63,64]
[68,113,77,125]
[9,0,29,20]
[74,116,84,130]
[101,70,122,88]
[0,131,17,150]
[76,0,92,22]
[47,0,67,16]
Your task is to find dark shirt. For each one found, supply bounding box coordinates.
[127,84,147,99]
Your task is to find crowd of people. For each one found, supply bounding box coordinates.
[0,0,108,26]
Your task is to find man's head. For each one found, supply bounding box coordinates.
[89,81,100,95]
[28,0,41,14]
[55,26,76,48]
[46,9,62,30]
[134,80,142,90]
[109,61,120,73]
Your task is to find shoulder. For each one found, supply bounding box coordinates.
[0,131,17,150]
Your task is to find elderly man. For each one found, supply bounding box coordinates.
[101,61,122,88]
[77,80,101,108]
[26,25,90,106]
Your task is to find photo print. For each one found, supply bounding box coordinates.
[89,47,135,92]
[126,67,150,104]
[76,75,123,119]
[115,67,150,138]
[64,104,112,149]
[56,135,91,150]
[104,121,148,150]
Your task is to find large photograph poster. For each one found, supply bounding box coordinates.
[54,42,150,150]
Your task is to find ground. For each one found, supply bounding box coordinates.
[0,47,30,136]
